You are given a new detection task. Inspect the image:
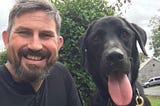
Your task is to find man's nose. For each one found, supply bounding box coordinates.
[28,35,43,51]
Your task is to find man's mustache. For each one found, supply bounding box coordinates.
[18,48,51,59]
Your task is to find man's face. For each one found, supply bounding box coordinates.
[3,11,63,82]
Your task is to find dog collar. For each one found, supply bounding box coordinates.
[135,88,144,106]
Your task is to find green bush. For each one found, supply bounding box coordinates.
[52,0,114,105]
[0,51,7,65]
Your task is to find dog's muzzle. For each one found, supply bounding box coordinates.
[101,48,133,106]
[105,48,124,66]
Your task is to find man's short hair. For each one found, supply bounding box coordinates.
[8,0,61,36]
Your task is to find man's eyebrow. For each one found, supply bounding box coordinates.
[14,26,32,31]
[40,30,56,36]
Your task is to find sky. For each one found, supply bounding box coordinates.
[0,0,15,51]
[0,0,160,57]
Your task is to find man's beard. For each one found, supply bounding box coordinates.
[7,46,57,82]
[13,62,52,82]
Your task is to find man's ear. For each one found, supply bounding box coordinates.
[57,36,63,50]
[2,31,9,49]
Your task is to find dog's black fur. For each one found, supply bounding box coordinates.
[79,16,151,106]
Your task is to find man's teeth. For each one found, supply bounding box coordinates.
[27,55,42,61]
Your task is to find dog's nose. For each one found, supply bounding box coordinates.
[106,49,124,64]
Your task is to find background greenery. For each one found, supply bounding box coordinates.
[149,15,160,57]
[148,96,160,106]
[0,51,6,65]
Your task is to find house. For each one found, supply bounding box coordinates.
[138,57,160,84]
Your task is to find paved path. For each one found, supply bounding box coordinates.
[144,86,160,96]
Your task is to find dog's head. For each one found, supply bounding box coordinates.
[78,16,147,105]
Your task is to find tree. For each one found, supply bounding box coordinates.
[149,15,160,57]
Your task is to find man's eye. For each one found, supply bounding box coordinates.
[40,32,54,38]
[16,31,31,36]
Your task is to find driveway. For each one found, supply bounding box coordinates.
[144,86,160,96]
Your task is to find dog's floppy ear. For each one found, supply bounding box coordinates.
[131,23,148,56]
[78,20,97,66]
[120,17,148,56]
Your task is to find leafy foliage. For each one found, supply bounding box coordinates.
[108,0,131,14]
[149,15,160,57]
[139,52,148,63]
[0,51,7,65]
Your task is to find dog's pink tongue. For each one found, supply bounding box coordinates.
[108,73,132,106]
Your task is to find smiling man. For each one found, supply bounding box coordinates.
[0,0,82,106]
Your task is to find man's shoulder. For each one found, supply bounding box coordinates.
[52,61,68,72]
[0,65,8,81]
[53,61,65,68]
[48,61,71,78]
[0,65,6,73]
[47,61,74,88]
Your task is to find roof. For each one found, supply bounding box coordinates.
[140,57,160,70]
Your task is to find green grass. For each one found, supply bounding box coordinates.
[147,96,160,106]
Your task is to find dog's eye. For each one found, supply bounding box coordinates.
[120,30,130,41]
[92,30,105,41]
[93,35,100,41]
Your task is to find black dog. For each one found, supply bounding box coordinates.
[79,16,151,106]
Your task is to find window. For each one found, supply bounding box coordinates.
[152,64,155,67]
